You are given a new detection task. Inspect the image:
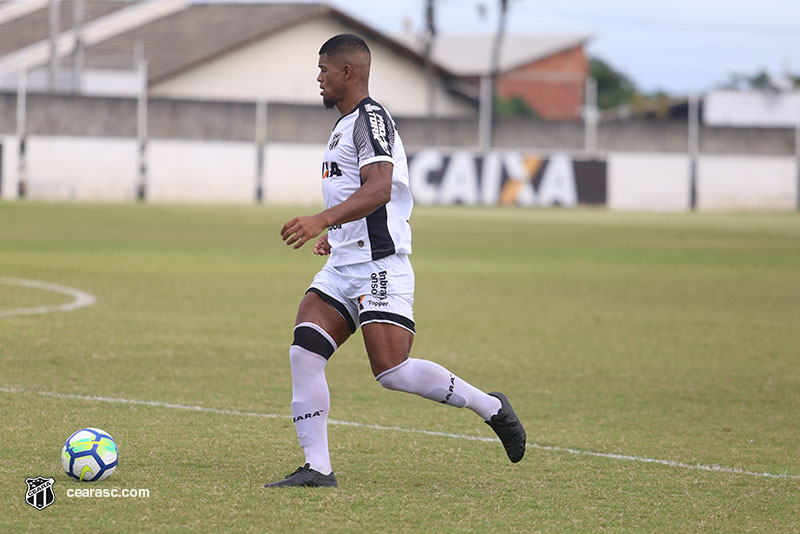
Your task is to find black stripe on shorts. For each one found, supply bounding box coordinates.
[359,311,415,333]
[306,287,357,333]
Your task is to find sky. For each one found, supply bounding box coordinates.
[327,0,800,95]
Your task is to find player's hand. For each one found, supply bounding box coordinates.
[313,234,331,256]
[280,214,327,250]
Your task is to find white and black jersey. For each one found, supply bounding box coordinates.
[321,97,413,266]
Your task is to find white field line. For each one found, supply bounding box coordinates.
[1,386,797,480]
[0,277,96,317]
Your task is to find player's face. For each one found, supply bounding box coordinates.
[317,54,343,109]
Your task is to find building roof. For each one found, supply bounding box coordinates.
[0,1,466,84]
[397,32,591,77]
[0,0,130,57]
[66,2,334,80]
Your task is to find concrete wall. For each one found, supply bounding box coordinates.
[0,136,15,199]
[1,92,798,156]
[2,135,797,210]
[24,136,138,201]
[148,141,255,203]
[698,156,797,211]
[0,136,324,204]
[607,153,690,211]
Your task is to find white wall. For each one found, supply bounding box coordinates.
[264,143,323,205]
[608,153,690,211]
[148,140,255,203]
[4,136,798,211]
[698,155,797,210]
[1,136,18,200]
[150,17,474,118]
[8,136,324,204]
[25,137,138,201]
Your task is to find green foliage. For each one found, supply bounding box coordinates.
[2,204,799,532]
[590,56,637,109]
[721,69,800,91]
[493,94,539,118]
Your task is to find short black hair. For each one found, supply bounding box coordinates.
[319,34,370,57]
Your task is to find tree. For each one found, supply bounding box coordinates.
[494,94,539,118]
[721,69,800,91]
[589,57,637,110]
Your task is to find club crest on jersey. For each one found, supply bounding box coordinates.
[328,132,343,150]
[367,111,390,154]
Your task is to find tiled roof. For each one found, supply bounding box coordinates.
[0,0,130,57]
[69,3,331,80]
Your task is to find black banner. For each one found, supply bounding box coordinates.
[407,150,606,207]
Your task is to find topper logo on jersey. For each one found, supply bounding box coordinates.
[370,270,388,300]
[322,161,342,179]
[367,111,390,154]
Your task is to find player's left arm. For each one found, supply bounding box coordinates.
[280,160,393,249]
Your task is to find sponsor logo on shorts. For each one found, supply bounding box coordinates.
[367,299,389,308]
[371,270,388,300]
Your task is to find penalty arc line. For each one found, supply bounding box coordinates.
[0,386,797,480]
[0,277,96,317]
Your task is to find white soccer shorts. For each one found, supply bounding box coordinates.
[306,253,415,335]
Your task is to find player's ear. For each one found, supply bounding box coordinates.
[342,63,353,81]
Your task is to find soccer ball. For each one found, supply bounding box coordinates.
[61,428,118,482]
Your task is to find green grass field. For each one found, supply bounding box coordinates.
[1,202,799,532]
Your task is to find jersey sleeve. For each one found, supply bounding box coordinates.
[353,104,396,169]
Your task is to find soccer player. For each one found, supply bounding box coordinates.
[266,34,526,488]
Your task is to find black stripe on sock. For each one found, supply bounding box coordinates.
[292,326,335,360]
[305,288,356,333]
[359,311,415,333]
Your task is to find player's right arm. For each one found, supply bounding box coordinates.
[280,160,392,249]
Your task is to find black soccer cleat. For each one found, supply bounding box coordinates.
[485,391,527,463]
[264,464,338,488]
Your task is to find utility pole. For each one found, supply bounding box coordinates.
[135,41,148,201]
[17,68,27,198]
[688,94,700,211]
[480,0,508,150]
[72,0,85,93]
[255,100,268,204]
[48,0,61,91]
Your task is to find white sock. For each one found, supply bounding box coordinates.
[376,358,502,421]
[289,343,332,475]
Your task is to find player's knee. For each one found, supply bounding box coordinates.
[292,322,337,360]
[375,359,413,391]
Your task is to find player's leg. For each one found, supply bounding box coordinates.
[363,321,501,419]
[266,289,354,488]
[362,319,527,463]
